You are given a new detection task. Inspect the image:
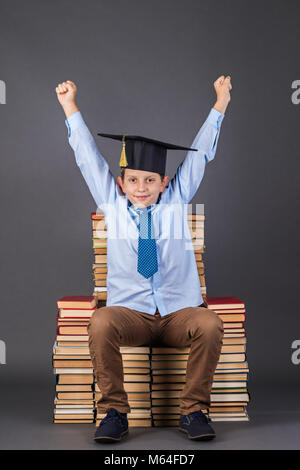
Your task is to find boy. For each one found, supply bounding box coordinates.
[56,75,232,442]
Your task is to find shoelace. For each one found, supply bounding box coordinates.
[100,409,127,426]
[188,411,211,424]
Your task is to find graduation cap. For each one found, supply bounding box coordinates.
[97,133,198,175]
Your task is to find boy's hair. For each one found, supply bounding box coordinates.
[120,167,165,182]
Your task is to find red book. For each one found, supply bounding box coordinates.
[207,296,245,310]
[56,296,97,309]
[91,212,105,220]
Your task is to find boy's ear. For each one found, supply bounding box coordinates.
[162,175,169,189]
[117,175,123,189]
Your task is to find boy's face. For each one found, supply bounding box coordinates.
[117,169,169,208]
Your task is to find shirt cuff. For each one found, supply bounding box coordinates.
[206,107,224,130]
[65,111,85,137]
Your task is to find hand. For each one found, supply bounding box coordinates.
[213,75,232,114]
[55,80,79,117]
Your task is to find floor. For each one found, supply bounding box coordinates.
[0,375,299,450]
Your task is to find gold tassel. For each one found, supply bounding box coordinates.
[119,134,128,167]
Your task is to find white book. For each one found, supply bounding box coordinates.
[55,409,94,415]
[210,393,249,402]
[212,382,247,388]
[210,416,249,422]
[53,368,94,374]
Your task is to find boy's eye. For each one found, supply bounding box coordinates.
[128,178,155,182]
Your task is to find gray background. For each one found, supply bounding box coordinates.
[1,0,300,449]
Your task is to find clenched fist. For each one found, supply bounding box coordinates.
[55,80,78,118]
[213,75,232,114]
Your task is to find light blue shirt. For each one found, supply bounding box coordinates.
[65,108,224,316]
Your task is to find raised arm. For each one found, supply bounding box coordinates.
[167,75,232,204]
[55,80,118,208]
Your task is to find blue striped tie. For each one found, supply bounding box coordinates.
[137,207,158,278]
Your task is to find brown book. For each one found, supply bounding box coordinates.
[57,296,97,309]
[54,414,93,420]
[54,345,90,355]
[53,360,92,367]
[56,374,93,384]
[187,214,205,220]
[54,399,94,405]
[59,308,97,318]
[152,406,180,414]
[122,361,150,368]
[93,291,107,300]
[54,419,93,423]
[151,354,245,368]
[57,320,90,326]
[92,265,108,273]
[93,245,107,251]
[222,337,246,345]
[93,264,107,274]
[94,254,107,262]
[53,355,91,360]
[55,392,93,399]
[152,345,245,358]
[56,385,93,392]
[209,406,246,412]
[94,280,107,286]
[218,314,246,322]
[210,402,249,406]
[57,326,88,335]
[56,335,88,341]
[123,375,151,382]
[223,324,244,330]
[93,273,107,280]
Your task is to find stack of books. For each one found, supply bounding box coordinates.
[151,296,249,425]
[52,295,98,423]
[186,213,206,301]
[95,346,152,427]
[53,210,250,426]
[151,346,209,427]
[205,296,250,422]
[91,212,108,303]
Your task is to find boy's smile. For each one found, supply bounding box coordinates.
[117,169,169,208]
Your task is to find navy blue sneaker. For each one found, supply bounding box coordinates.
[179,410,216,441]
[94,408,129,442]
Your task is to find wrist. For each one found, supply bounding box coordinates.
[213,98,229,115]
[63,102,79,118]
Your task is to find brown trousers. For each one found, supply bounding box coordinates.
[87,304,224,415]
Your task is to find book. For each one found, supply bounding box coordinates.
[59,308,97,318]
[56,296,97,309]
[206,296,245,310]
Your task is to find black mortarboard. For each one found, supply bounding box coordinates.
[97,133,197,175]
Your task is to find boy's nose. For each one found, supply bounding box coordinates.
[137,182,146,191]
